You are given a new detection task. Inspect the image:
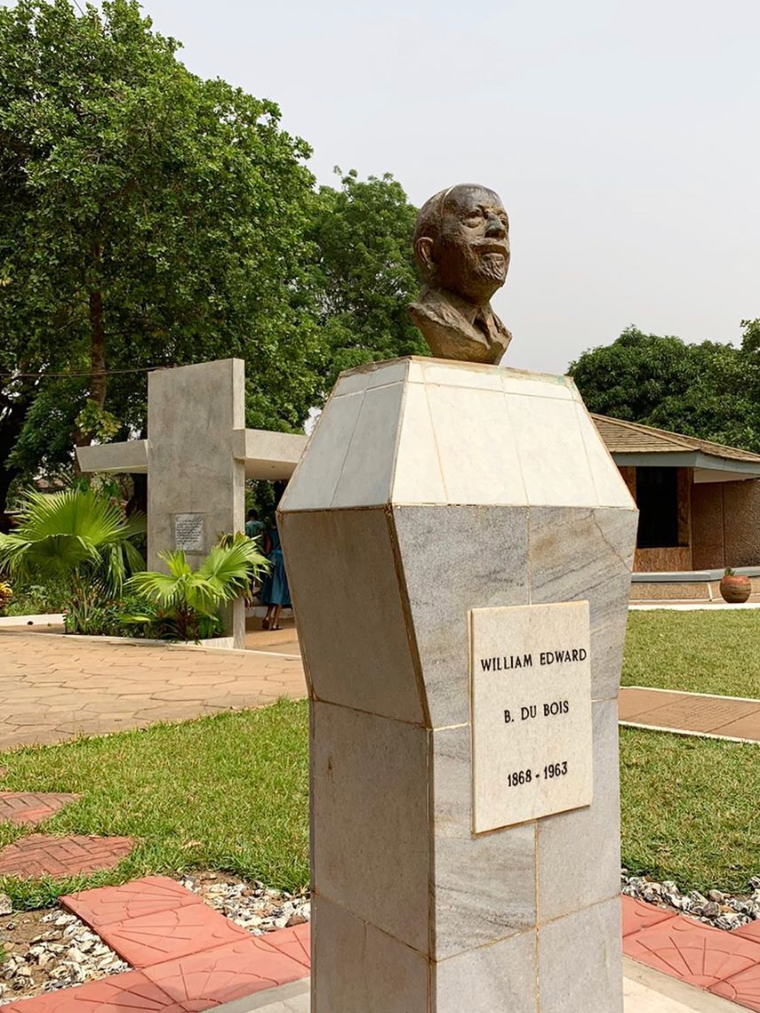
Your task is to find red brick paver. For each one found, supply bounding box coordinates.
[0,970,184,1012]
[710,964,760,1009]
[100,902,249,968]
[624,916,760,989]
[735,922,760,943]
[2,888,311,1012]
[619,686,760,742]
[0,791,79,826]
[622,894,760,1011]
[143,933,311,1009]
[265,922,310,969]
[63,875,201,927]
[0,834,134,877]
[621,895,678,937]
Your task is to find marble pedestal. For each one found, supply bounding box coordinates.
[279,357,638,1013]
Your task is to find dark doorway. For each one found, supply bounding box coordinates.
[636,467,679,548]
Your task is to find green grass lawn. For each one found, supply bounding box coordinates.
[620,727,760,892]
[2,682,759,907]
[0,700,309,909]
[623,610,760,698]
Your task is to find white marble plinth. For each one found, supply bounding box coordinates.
[279,357,638,1013]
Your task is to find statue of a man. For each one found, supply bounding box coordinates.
[408,184,512,364]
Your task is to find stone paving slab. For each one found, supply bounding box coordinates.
[212,979,310,1013]
[143,933,311,1010]
[102,901,250,968]
[623,895,760,1010]
[63,874,202,927]
[212,965,742,1013]
[0,833,134,877]
[3,877,311,1012]
[0,632,307,751]
[623,961,749,1013]
[0,971,183,1012]
[0,790,80,826]
[619,687,760,742]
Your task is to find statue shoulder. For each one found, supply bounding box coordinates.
[408,288,509,364]
[408,288,465,330]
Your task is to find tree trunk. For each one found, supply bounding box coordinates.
[0,392,33,518]
[127,472,147,517]
[88,285,107,412]
[74,240,107,455]
[0,457,20,525]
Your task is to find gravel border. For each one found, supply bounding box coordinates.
[622,872,760,931]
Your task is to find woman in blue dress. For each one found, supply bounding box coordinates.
[259,523,291,630]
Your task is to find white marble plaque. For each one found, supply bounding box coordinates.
[470,601,593,833]
[174,513,205,552]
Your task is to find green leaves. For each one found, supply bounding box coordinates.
[569,324,760,452]
[126,537,269,640]
[0,0,320,497]
[304,170,427,394]
[0,3,424,507]
[0,486,145,629]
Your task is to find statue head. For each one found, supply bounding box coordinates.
[413,184,510,305]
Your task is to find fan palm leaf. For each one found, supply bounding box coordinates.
[0,488,145,593]
[197,539,268,602]
[0,488,145,636]
[126,537,270,638]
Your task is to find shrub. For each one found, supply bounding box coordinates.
[125,537,268,641]
[0,488,145,632]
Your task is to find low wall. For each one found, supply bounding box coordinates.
[630,569,760,601]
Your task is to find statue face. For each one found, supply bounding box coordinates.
[429,185,510,304]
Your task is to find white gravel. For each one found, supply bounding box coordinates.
[0,909,128,1006]
[622,872,760,931]
[180,874,310,933]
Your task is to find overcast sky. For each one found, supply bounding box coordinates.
[32,0,760,373]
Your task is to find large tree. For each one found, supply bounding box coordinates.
[306,169,426,387]
[0,0,323,508]
[569,324,760,452]
[0,3,427,511]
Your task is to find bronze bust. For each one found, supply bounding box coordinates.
[408,184,511,364]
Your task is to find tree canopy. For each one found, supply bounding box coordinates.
[0,0,423,510]
[306,169,425,385]
[569,323,760,452]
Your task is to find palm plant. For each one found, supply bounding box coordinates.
[0,488,145,632]
[125,536,269,641]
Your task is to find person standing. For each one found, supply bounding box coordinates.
[245,509,264,539]
[259,521,291,630]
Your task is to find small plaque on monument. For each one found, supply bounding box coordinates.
[470,601,593,833]
[174,513,205,552]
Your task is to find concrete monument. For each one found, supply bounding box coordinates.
[279,185,638,1012]
[408,183,512,364]
[76,359,306,648]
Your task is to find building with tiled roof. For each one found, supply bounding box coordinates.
[591,414,760,575]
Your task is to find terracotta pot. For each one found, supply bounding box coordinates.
[719,574,752,604]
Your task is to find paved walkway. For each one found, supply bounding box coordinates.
[623,895,760,1011]
[2,875,310,1012]
[0,631,307,751]
[620,688,760,742]
[4,884,745,1013]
